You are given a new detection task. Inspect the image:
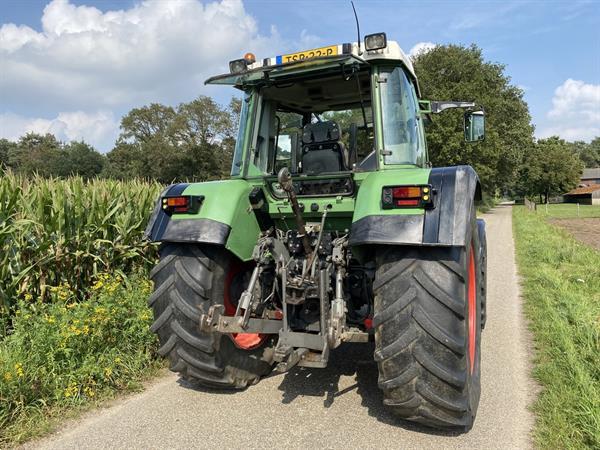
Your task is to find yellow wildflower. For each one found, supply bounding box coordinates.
[44,315,56,324]
[84,386,95,398]
[64,383,78,398]
[104,367,113,378]
[24,293,33,302]
[14,363,24,378]
[4,372,12,382]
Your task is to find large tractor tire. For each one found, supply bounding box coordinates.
[373,206,483,430]
[149,244,275,389]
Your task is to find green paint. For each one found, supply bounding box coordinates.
[225,194,262,260]
[175,180,261,261]
[352,168,431,222]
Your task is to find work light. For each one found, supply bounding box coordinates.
[364,33,387,51]
[229,59,248,74]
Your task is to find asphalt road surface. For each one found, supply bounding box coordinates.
[27,205,535,450]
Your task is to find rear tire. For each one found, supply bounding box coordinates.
[149,244,275,389]
[373,208,482,430]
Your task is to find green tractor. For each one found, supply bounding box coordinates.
[145,33,487,430]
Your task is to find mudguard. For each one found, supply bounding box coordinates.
[144,180,261,261]
[349,165,482,247]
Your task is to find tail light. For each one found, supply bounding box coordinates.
[161,195,203,215]
[382,185,433,209]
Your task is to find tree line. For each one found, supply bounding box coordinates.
[0,96,240,184]
[1,45,598,200]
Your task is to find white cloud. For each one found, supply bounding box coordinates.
[0,0,299,150]
[537,79,600,142]
[0,111,119,150]
[547,79,600,123]
[408,42,436,59]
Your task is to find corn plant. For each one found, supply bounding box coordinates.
[0,171,163,327]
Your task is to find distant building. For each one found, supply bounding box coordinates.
[564,184,600,205]
[580,168,600,186]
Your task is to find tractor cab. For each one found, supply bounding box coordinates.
[206,36,428,185]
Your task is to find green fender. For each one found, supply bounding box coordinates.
[144,179,261,261]
[349,165,482,247]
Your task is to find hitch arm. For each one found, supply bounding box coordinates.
[199,305,282,334]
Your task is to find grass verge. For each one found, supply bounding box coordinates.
[0,273,161,446]
[513,206,600,449]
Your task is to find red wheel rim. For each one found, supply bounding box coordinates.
[467,243,477,374]
[223,263,267,350]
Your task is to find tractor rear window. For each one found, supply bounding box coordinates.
[249,68,375,176]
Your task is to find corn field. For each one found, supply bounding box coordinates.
[0,171,163,328]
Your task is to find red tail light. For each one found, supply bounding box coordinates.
[392,187,422,198]
[161,195,203,214]
[382,185,433,209]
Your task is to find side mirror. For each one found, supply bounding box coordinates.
[464,110,485,142]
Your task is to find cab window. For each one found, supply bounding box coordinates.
[380,66,423,165]
[246,66,375,176]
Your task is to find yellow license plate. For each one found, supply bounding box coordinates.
[276,45,338,64]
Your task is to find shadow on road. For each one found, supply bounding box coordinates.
[275,343,462,437]
[175,342,461,436]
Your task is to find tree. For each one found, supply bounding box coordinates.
[11,133,62,176]
[570,138,600,168]
[0,139,17,169]
[119,104,178,144]
[113,104,187,182]
[107,96,239,182]
[172,96,234,180]
[517,136,583,203]
[55,141,105,178]
[102,143,151,180]
[412,45,534,195]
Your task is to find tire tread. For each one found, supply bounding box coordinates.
[374,240,481,430]
[149,244,273,389]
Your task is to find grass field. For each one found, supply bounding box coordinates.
[513,206,600,449]
[532,203,600,219]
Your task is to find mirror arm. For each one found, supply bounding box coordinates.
[430,101,483,114]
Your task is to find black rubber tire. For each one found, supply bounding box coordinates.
[373,207,482,430]
[149,244,275,389]
[477,219,487,330]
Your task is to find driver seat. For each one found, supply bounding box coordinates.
[301,121,347,174]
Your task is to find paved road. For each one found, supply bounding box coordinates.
[28,206,535,450]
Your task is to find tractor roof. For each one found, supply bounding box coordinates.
[205,40,420,96]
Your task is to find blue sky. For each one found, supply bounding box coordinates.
[1,0,599,151]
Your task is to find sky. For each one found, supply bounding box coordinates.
[0,0,599,152]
